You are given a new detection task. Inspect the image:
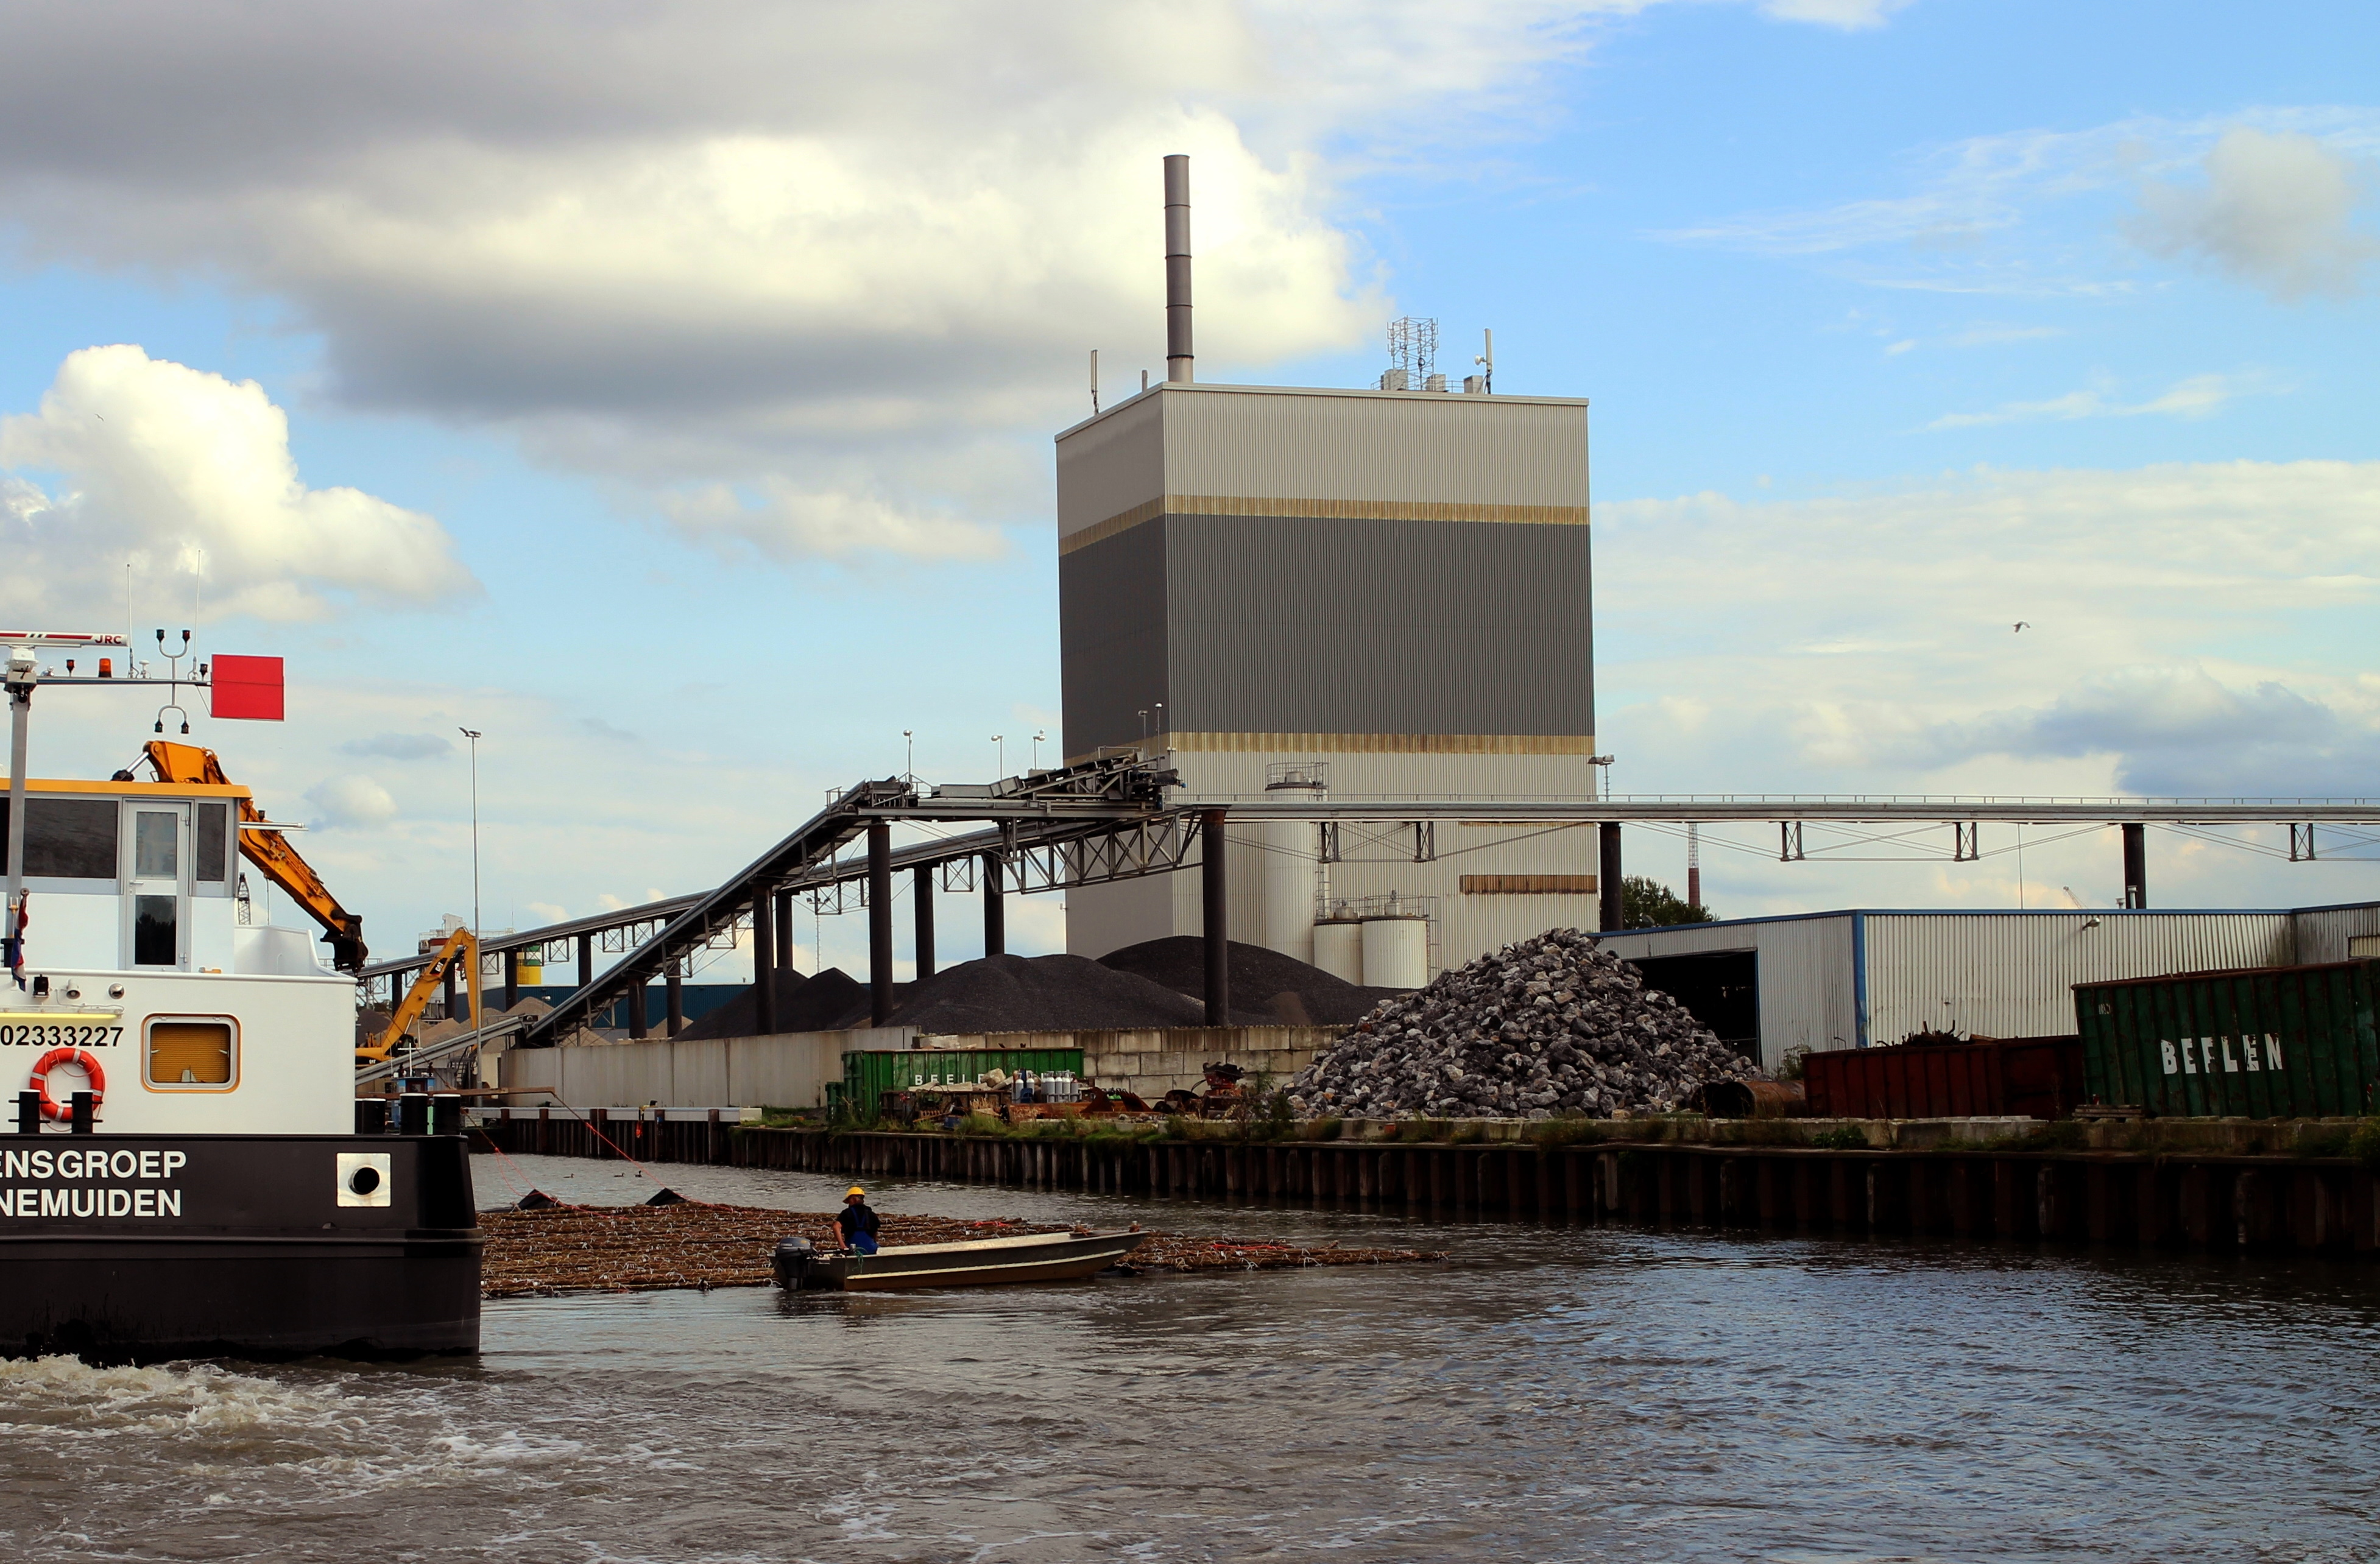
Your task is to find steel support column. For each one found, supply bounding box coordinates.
[1599,823,1624,932]
[627,974,647,1040]
[577,932,595,990]
[752,887,777,1035]
[2122,823,2147,909]
[665,965,684,1036]
[1201,808,1230,1024]
[774,890,794,974]
[503,947,518,1013]
[443,960,459,1024]
[869,820,894,1027]
[983,852,1005,957]
[913,863,936,981]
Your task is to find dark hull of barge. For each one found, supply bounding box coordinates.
[0,1133,482,1361]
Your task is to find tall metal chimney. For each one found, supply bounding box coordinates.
[1164,154,1193,383]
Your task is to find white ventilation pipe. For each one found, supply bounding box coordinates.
[1260,778,1322,963]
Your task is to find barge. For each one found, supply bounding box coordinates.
[1,638,478,1359]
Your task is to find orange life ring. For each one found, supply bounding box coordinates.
[30,1048,105,1121]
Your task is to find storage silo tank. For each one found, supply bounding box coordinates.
[1360,912,1428,990]
[1312,912,1363,985]
[1260,767,1326,963]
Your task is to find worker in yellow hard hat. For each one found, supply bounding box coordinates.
[836,1186,881,1255]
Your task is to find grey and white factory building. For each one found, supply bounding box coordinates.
[1594,900,2380,1074]
[1055,376,1602,982]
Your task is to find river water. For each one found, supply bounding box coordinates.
[2,1152,2375,1562]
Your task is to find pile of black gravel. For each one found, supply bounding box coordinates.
[881,953,1228,1033]
[672,969,874,1041]
[1291,928,1748,1119]
[666,943,1391,1039]
[1098,937,1406,1026]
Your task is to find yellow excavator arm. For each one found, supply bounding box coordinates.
[356,926,480,1063]
[139,740,369,972]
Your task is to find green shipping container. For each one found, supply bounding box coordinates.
[830,1047,1086,1113]
[2075,960,2380,1118]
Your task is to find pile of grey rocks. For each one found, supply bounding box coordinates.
[1288,928,1749,1119]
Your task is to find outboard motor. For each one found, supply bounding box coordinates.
[772,1236,816,1291]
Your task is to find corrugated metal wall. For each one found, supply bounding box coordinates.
[2292,902,2380,963]
[1862,913,2295,1044]
[1760,916,1860,1062]
[1594,915,1857,1071]
[1164,513,1592,740]
[1054,384,1595,761]
[1054,391,1164,538]
[1058,520,1170,755]
[1159,384,1589,507]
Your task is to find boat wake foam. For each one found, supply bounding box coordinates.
[0,1355,583,1496]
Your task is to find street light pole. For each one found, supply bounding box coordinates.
[459,728,482,945]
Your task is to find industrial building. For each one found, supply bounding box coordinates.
[1058,158,1601,981]
[1593,900,2380,1073]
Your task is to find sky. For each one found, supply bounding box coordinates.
[1,0,2375,979]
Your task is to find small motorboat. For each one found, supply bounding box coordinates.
[772,1228,1148,1292]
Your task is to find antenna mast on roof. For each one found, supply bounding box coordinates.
[1382,317,1437,391]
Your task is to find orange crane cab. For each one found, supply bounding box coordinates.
[138,740,367,971]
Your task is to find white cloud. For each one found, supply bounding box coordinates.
[0,345,475,624]
[305,775,398,829]
[0,5,1475,560]
[1595,459,2380,797]
[1926,371,2272,429]
[657,480,1008,564]
[342,732,455,761]
[0,2,1898,566]
[1905,665,2379,796]
[1943,323,2064,347]
[1658,107,2380,295]
[2129,127,2378,301]
[1758,0,1912,29]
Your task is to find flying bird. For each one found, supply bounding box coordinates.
[2013,622,2030,632]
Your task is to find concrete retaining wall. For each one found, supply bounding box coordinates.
[1070,1025,1333,1099]
[497,1023,1337,1108]
[500,1029,858,1108]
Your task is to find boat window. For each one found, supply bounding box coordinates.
[135,811,179,879]
[196,803,228,882]
[133,895,178,966]
[147,1018,236,1087]
[0,798,118,879]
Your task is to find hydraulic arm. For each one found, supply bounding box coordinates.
[139,739,369,971]
[357,926,479,1063]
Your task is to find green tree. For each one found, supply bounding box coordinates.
[1620,875,1714,929]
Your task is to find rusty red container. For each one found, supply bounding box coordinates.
[1801,1035,2084,1119]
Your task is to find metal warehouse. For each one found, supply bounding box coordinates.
[1592,901,2380,1074]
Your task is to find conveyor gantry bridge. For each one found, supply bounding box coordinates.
[514,755,1191,1048]
[358,756,2380,1052]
